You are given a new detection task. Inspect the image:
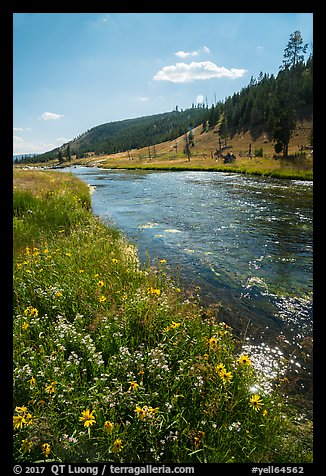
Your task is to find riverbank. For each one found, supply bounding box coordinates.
[13,169,312,463]
[15,122,313,181]
[17,154,313,181]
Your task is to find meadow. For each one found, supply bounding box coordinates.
[13,169,313,463]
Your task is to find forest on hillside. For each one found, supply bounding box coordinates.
[16,31,312,164]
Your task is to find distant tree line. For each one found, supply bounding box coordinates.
[16,31,312,164]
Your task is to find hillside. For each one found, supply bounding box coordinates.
[48,118,311,180]
[28,107,208,164]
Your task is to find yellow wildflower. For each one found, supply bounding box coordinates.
[170,321,181,329]
[41,443,51,458]
[111,258,118,265]
[79,409,96,427]
[104,420,114,433]
[147,287,161,296]
[128,381,139,391]
[112,438,123,453]
[24,306,39,318]
[13,415,26,430]
[249,394,264,412]
[97,280,105,288]
[22,321,29,331]
[99,295,107,302]
[208,336,218,349]
[215,363,226,374]
[45,381,57,394]
[29,377,36,386]
[219,369,233,383]
[21,439,33,453]
[238,354,251,365]
[134,405,147,421]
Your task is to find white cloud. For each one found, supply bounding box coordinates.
[56,137,70,143]
[175,46,210,58]
[40,112,64,121]
[153,61,247,83]
[13,127,32,132]
[175,50,199,58]
[13,135,24,142]
[196,94,205,104]
[135,96,149,102]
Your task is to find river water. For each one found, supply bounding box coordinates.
[69,166,313,409]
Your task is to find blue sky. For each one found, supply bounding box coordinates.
[13,12,313,155]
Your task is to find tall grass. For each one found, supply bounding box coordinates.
[13,170,312,463]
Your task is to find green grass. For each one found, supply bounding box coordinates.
[13,170,313,463]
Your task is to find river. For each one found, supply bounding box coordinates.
[69,166,313,411]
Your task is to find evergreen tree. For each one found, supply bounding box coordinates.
[269,31,309,156]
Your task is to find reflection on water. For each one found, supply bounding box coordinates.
[69,166,313,411]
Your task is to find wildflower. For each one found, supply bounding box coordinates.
[13,415,26,430]
[262,409,268,417]
[45,381,57,394]
[55,291,63,298]
[21,439,33,453]
[134,405,147,421]
[29,377,36,386]
[159,259,167,264]
[228,421,242,432]
[104,420,114,433]
[97,280,105,288]
[15,405,28,414]
[147,287,161,296]
[208,336,218,349]
[99,295,107,303]
[79,409,96,427]
[25,413,33,426]
[24,306,39,318]
[79,269,85,273]
[215,363,226,374]
[238,354,251,365]
[94,273,100,278]
[65,252,72,257]
[112,438,123,453]
[111,258,118,265]
[25,247,30,255]
[22,322,29,331]
[219,369,233,383]
[147,406,159,417]
[170,321,181,329]
[128,381,139,391]
[249,394,264,412]
[41,443,51,458]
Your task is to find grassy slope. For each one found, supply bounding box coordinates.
[25,119,313,180]
[13,170,314,463]
[13,170,313,463]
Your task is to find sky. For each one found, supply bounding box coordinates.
[13,12,313,155]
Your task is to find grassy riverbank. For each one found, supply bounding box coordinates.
[16,122,313,181]
[13,169,313,463]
